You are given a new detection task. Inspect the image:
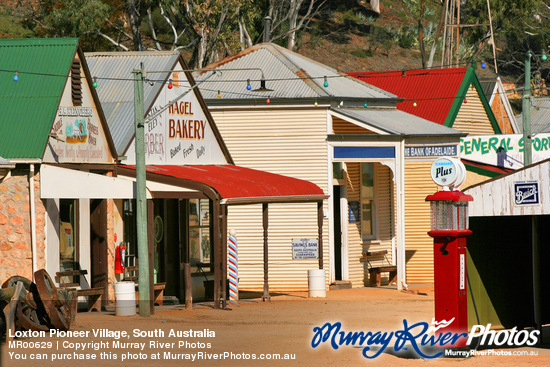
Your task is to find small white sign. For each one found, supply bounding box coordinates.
[460,254,465,290]
[292,238,318,260]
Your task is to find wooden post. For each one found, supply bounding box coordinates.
[213,199,221,309]
[184,263,192,309]
[262,203,270,302]
[318,201,324,270]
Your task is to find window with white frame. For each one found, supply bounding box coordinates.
[361,163,376,241]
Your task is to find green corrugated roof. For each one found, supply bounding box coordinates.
[0,38,79,159]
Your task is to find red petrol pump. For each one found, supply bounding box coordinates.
[426,157,472,347]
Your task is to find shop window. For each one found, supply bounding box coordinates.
[361,163,377,241]
[123,199,137,267]
[59,199,79,272]
[189,199,211,273]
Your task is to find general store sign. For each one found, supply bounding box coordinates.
[460,134,550,169]
[292,238,319,260]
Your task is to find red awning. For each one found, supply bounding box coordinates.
[118,165,326,204]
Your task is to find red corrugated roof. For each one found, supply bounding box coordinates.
[120,165,326,204]
[348,68,468,125]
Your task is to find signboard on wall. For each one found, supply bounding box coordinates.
[125,68,228,165]
[292,238,319,260]
[45,106,111,163]
[514,181,539,205]
[405,145,457,157]
[460,134,550,169]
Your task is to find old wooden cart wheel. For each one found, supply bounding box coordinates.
[2,276,49,331]
[34,269,71,331]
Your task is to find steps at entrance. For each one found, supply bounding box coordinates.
[329,280,352,290]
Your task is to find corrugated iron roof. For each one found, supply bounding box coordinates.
[333,108,464,136]
[0,38,79,159]
[85,51,180,155]
[348,68,469,125]
[515,97,550,134]
[196,43,396,101]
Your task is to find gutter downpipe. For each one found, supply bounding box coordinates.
[29,164,38,274]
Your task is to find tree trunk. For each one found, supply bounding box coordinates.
[126,0,143,51]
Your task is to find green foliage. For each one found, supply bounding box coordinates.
[351,48,374,58]
[39,0,110,37]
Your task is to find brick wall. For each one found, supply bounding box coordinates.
[0,167,46,284]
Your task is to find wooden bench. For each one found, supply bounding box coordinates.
[124,266,166,306]
[55,270,104,314]
[360,250,397,287]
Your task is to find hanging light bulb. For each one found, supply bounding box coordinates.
[266,97,271,104]
[167,79,173,89]
[413,99,417,107]
[13,71,18,82]
[364,103,368,108]
[542,52,548,61]
[481,61,487,69]
[92,76,98,88]
[246,79,252,90]
[217,90,221,98]
[464,98,468,104]
[323,76,329,88]
[314,101,318,107]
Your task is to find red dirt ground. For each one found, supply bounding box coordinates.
[1,286,549,366]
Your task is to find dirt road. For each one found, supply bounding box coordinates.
[1,287,549,366]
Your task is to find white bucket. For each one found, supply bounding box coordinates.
[308,269,326,298]
[115,281,136,316]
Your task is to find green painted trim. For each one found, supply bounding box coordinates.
[464,163,502,178]
[469,68,502,134]
[444,69,471,128]
[444,68,502,134]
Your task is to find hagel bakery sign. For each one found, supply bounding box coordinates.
[44,106,110,163]
[128,76,227,165]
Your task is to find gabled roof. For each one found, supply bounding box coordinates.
[86,51,233,163]
[85,52,180,155]
[515,97,550,134]
[197,43,398,104]
[0,38,79,159]
[348,67,501,133]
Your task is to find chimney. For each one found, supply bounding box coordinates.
[264,16,272,43]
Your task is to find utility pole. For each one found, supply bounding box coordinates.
[523,51,532,167]
[133,65,151,317]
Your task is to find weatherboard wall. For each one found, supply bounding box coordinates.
[452,86,497,134]
[211,107,329,291]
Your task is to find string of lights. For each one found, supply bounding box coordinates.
[0,59,531,107]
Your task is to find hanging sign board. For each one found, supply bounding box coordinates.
[292,238,319,260]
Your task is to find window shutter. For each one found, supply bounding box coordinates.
[71,58,82,106]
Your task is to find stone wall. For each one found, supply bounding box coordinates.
[0,167,46,283]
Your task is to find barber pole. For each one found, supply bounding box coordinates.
[228,230,238,305]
